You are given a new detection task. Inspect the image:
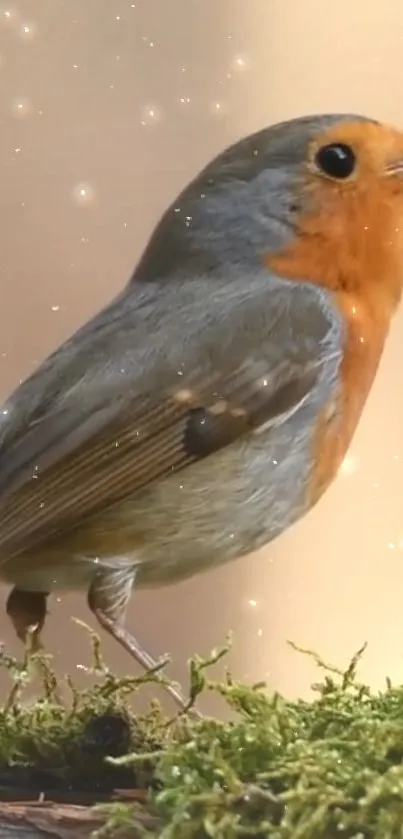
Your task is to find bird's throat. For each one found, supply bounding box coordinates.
[265,171,403,321]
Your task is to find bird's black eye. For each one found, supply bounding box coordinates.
[314,143,356,180]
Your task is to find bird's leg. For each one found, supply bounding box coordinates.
[6,588,48,654]
[88,568,198,715]
[5,587,62,700]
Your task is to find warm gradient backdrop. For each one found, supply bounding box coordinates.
[0,0,402,714]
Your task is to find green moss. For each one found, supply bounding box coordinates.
[0,623,168,797]
[2,628,403,837]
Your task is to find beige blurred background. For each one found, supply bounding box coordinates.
[0,0,403,713]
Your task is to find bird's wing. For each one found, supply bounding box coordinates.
[0,277,341,559]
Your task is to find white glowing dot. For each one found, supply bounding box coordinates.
[72,182,95,204]
[180,97,190,104]
[339,454,357,476]
[233,54,250,71]
[388,542,396,549]
[2,409,8,415]
[51,305,60,311]
[73,63,79,69]
[12,97,32,117]
[116,15,121,20]
[248,599,257,608]
[257,628,263,637]
[212,101,227,117]
[262,378,268,387]
[359,336,364,343]
[20,22,36,38]
[140,104,162,125]
[351,306,357,315]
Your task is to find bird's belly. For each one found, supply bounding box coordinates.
[66,404,326,588]
[135,447,311,585]
[0,554,99,593]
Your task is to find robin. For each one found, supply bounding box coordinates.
[0,113,402,710]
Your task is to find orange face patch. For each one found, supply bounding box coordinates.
[267,120,403,318]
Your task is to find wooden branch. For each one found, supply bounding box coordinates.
[0,800,159,839]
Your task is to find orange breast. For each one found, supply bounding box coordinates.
[308,293,386,505]
[266,247,388,505]
[266,247,391,504]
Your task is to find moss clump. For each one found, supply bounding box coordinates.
[3,630,403,837]
[0,624,168,799]
[105,643,403,838]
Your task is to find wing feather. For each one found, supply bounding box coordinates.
[0,277,339,560]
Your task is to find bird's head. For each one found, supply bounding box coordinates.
[135,113,403,320]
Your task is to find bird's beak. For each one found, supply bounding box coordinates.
[385,161,403,176]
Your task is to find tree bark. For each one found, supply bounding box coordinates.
[0,800,158,839]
